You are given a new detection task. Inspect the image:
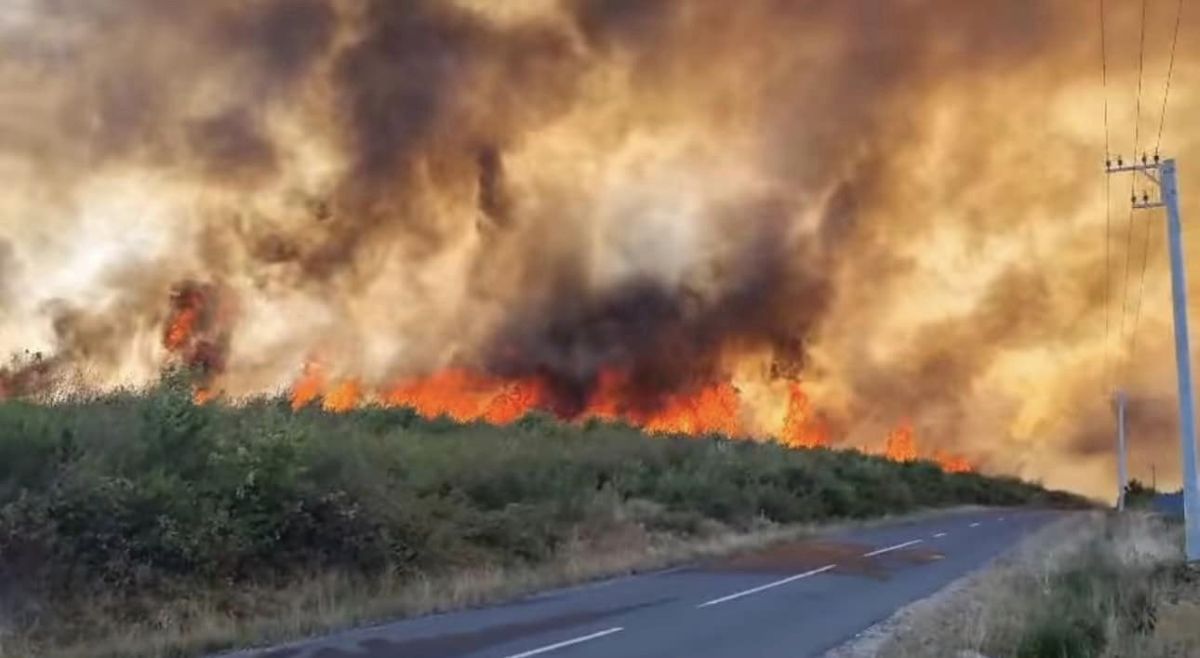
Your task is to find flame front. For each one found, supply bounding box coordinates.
[288,364,973,472]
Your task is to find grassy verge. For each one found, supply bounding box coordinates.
[0,374,1082,658]
[863,512,1199,658]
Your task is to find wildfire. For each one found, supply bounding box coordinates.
[280,353,978,473]
[299,365,744,435]
[884,420,918,462]
[161,283,229,397]
[163,308,198,352]
[323,379,363,413]
[382,369,548,424]
[163,287,204,353]
[882,420,975,473]
[291,361,326,411]
[780,383,831,448]
[641,381,742,436]
[278,358,969,472]
[582,369,743,436]
[934,451,974,474]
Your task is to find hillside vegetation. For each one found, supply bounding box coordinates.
[0,374,1082,657]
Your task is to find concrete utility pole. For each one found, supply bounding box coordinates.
[1116,389,1128,511]
[1107,155,1200,561]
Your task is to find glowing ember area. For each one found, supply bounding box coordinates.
[884,421,919,463]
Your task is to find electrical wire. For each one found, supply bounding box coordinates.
[1130,0,1185,358]
[1119,0,1150,376]
[1100,0,1114,388]
[1129,216,1156,357]
[1155,0,1185,155]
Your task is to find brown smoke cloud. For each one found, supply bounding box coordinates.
[1,0,1198,497]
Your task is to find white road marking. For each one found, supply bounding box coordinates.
[502,627,624,658]
[999,517,1006,521]
[862,539,923,557]
[932,532,948,538]
[969,522,981,528]
[696,565,837,608]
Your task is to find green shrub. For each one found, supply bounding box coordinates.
[1016,614,1106,658]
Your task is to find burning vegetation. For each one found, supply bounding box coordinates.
[1,0,1198,494]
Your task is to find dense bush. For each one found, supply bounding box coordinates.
[0,375,1078,632]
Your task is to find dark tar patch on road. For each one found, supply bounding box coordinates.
[698,540,943,581]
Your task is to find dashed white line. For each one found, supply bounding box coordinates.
[696,565,836,608]
[932,532,948,538]
[969,522,981,528]
[502,627,624,658]
[998,517,1006,521]
[862,539,923,557]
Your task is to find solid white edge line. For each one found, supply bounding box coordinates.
[696,564,836,608]
[862,538,923,558]
[932,532,948,538]
[969,522,981,528]
[502,627,624,658]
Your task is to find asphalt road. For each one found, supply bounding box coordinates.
[232,508,1061,658]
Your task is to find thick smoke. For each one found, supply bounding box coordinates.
[0,0,1197,497]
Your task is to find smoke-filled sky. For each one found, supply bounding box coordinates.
[1,0,1197,498]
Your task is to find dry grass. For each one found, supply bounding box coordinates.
[830,511,1200,658]
[3,500,972,658]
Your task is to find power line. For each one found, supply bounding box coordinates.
[1120,0,1151,374]
[1131,0,1186,359]
[1100,0,1114,387]
[1131,0,1149,162]
[1129,214,1156,357]
[1155,0,1185,155]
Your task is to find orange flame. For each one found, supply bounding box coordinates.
[576,369,742,435]
[282,358,976,473]
[163,307,198,352]
[291,360,326,410]
[382,368,546,423]
[781,383,830,448]
[640,380,742,436]
[884,420,918,462]
[934,450,974,474]
[882,420,976,473]
[323,379,362,413]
